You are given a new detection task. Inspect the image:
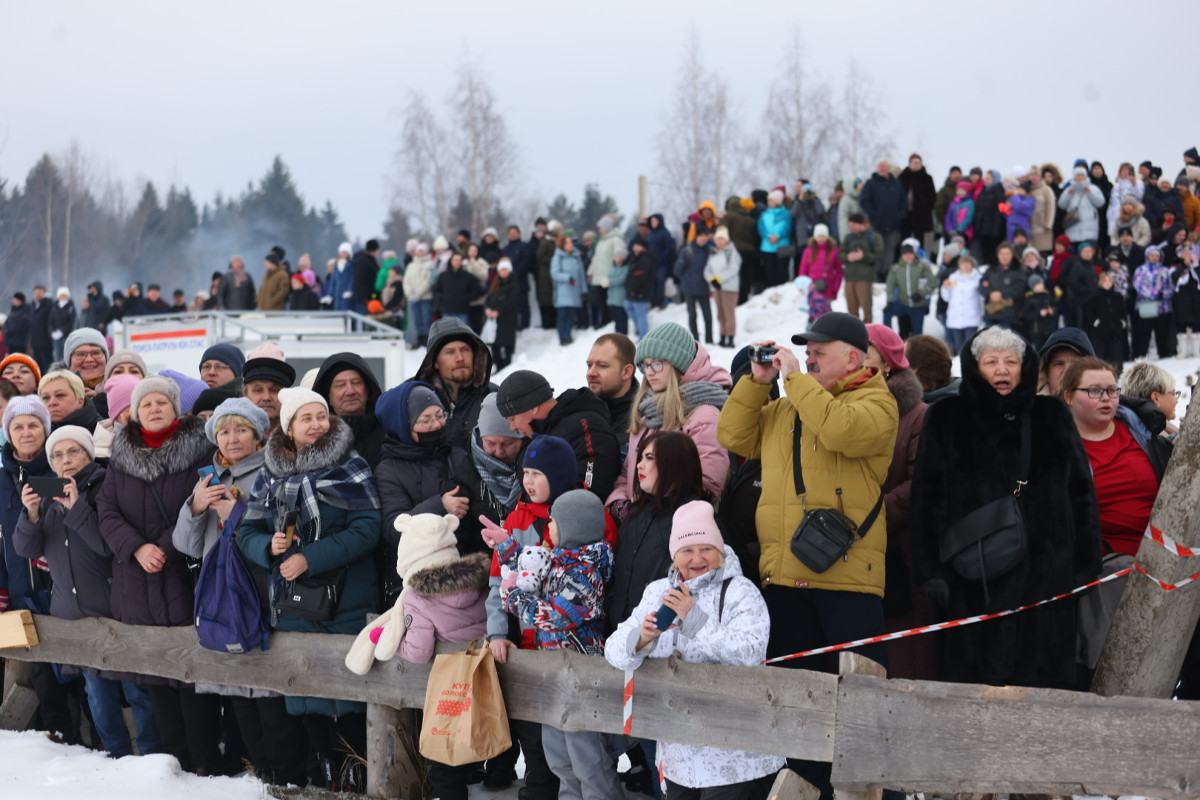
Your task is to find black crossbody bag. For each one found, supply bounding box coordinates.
[787,417,884,573]
[938,413,1030,589]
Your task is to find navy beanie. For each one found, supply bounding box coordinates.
[199,343,246,378]
[522,434,577,503]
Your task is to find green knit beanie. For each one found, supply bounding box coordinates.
[635,322,697,374]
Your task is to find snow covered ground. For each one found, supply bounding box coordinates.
[1,280,1194,796]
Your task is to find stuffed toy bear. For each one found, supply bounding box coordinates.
[512,545,552,594]
[344,512,460,676]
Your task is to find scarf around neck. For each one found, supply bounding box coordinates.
[140,419,179,449]
[638,381,729,430]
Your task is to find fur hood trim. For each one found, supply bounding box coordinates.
[110,415,213,482]
[887,368,926,418]
[263,415,355,478]
[407,552,491,597]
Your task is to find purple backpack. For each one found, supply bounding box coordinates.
[193,503,271,654]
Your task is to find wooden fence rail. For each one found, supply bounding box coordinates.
[3,614,1199,799]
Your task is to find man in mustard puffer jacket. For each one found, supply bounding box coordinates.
[718,311,897,792]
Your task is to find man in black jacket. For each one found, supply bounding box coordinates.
[495,369,620,500]
[29,285,54,371]
[3,293,32,355]
[350,240,381,315]
[584,333,638,462]
[502,225,533,330]
[859,160,908,277]
[83,281,111,333]
[312,352,384,469]
[413,317,496,450]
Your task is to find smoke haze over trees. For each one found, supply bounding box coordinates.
[0,152,349,300]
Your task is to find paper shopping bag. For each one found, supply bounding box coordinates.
[419,639,512,766]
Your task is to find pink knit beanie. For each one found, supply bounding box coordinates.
[669,501,724,558]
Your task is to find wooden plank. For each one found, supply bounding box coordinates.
[0,610,38,649]
[2,615,838,762]
[832,673,1200,799]
[0,683,38,731]
[767,769,821,800]
[1094,409,1200,698]
[834,654,884,800]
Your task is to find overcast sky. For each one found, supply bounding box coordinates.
[2,0,1197,241]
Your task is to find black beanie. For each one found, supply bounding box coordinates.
[496,370,553,416]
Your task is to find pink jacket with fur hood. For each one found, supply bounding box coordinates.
[398,552,491,664]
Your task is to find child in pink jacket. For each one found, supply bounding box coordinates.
[798,224,844,322]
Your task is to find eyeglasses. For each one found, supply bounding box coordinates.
[637,359,667,375]
[414,410,447,431]
[70,349,106,362]
[49,446,87,463]
[1073,387,1121,399]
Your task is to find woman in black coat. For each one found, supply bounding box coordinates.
[910,326,1100,691]
[97,376,223,774]
[373,381,487,603]
[434,251,486,322]
[485,260,521,371]
[605,431,709,634]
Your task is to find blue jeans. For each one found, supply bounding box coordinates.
[608,305,628,336]
[410,299,433,338]
[82,672,160,757]
[945,326,977,356]
[625,301,649,339]
[556,306,577,344]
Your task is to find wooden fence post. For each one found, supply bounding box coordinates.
[1093,410,1200,698]
[833,653,885,800]
[366,703,425,799]
[768,768,822,800]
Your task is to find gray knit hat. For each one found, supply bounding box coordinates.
[205,397,270,444]
[130,375,182,424]
[477,393,520,439]
[63,328,109,364]
[550,489,606,550]
[104,349,148,381]
[496,370,553,417]
[406,384,444,431]
[634,322,697,375]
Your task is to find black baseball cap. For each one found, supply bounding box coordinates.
[791,312,870,353]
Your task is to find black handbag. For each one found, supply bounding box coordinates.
[786,418,885,574]
[278,566,347,622]
[939,414,1031,588]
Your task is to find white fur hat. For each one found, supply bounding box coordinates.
[277,387,328,436]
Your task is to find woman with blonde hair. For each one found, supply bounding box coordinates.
[606,322,731,520]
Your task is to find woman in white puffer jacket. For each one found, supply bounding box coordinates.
[604,501,783,797]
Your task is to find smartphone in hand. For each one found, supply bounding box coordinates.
[198,465,217,482]
[27,476,70,499]
[281,510,300,548]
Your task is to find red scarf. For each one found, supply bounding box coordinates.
[140,419,179,449]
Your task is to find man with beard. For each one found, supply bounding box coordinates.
[312,352,384,469]
[584,333,638,460]
[412,317,496,450]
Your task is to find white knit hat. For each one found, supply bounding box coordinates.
[45,425,95,461]
[393,513,461,584]
[278,387,328,436]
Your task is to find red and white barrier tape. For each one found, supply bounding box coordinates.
[1144,522,1199,558]
[622,670,634,735]
[762,561,1200,666]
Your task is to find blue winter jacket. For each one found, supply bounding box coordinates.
[674,242,713,296]
[550,249,586,308]
[757,207,793,253]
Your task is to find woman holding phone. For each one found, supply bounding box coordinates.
[605,500,781,800]
[238,387,381,792]
[97,375,223,774]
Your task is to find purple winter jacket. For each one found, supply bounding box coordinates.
[1006,193,1037,243]
[398,552,491,664]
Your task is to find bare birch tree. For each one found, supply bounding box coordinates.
[393,90,453,236]
[449,54,520,235]
[759,29,836,190]
[653,29,748,224]
[57,139,93,286]
[830,59,896,182]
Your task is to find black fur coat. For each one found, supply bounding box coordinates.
[910,331,1100,689]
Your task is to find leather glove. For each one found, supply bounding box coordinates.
[923,577,951,607]
[709,278,721,290]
